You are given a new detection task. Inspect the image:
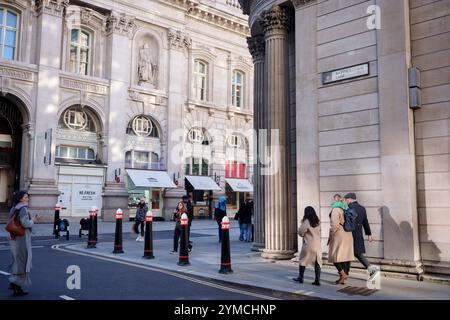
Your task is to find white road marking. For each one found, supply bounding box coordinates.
[0,270,11,276]
[60,295,75,300]
[52,244,280,300]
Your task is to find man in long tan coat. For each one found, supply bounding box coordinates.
[328,199,354,284]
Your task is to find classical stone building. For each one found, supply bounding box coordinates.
[240,0,450,276]
[0,0,254,223]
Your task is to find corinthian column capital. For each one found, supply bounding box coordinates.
[247,35,265,63]
[261,5,292,35]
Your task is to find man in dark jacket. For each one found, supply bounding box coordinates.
[344,193,379,280]
[240,198,253,242]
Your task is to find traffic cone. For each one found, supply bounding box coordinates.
[143,211,154,259]
[113,208,124,254]
[53,203,61,239]
[219,216,233,274]
[87,208,97,248]
[177,213,190,266]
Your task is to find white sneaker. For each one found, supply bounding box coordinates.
[136,236,141,242]
[139,236,145,242]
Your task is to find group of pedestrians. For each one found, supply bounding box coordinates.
[294,193,379,286]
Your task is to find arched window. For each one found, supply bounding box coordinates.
[232,70,244,108]
[194,60,208,101]
[126,115,159,138]
[59,107,96,132]
[0,8,18,60]
[69,28,91,75]
[187,127,209,146]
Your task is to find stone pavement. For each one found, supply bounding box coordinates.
[37,219,450,300]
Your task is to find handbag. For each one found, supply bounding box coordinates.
[5,210,25,237]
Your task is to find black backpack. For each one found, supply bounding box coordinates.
[343,208,358,232]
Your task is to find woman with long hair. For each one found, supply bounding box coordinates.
[7,191,35,296]
[293,206,322,285]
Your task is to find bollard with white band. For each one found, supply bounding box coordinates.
[113,208,124,254]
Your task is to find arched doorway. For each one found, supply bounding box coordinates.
[0,96,24,213]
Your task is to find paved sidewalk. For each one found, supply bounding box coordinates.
[50,220,450,300]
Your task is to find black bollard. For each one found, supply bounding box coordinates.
[53,203,61,238]
[94,207,99,243]
[177,213,190,266]
[219,216,233,274]
[143,211,154,259]
[87,208,97,248]
[113,208,124,254]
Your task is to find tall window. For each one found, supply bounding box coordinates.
[125,151,159,170]
[194,60,208,101]
[225,161,246,179]
[232,70,244,108]
[70,29,90,75]
[0,8,18,60]
[184,157,209,176]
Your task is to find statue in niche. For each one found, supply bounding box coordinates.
[138,43,158,86]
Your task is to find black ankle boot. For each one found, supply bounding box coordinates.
[312,263,321,286]
[293,265,305,283]
[13,286,28,296]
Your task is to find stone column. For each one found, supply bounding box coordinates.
[260,5,295,260]
[292,1,321,256]
[28,0,68,222]
[247,34,265,251]
[164,29,191,220]
[102,12,137,221]
[377,0,423,274]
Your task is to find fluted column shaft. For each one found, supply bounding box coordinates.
[247,35,266,250]
[260,5,295,259]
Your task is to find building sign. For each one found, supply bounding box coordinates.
[322,63,369,84]
[73,184,102,208]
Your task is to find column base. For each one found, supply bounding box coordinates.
[251,242,265,252]
[323,256,425,277]
[261,249,296,260]
[28,180,60,223]
[103,182,129,222]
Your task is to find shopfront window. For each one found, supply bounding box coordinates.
[184,157,209,176]
[225,161,246,179]
[56,145,95,160]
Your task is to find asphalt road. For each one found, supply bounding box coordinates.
[0,231,303,301]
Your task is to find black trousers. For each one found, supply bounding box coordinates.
[173,224,182,252]
[355,253,370,269]
[299,261,321,281]
[135,221,145,236]
[334,261,351,274]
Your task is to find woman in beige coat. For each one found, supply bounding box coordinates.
[293,206,322,286]
[328,195,354,284]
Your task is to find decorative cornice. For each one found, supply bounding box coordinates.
[106,12,137,39]
[60,75,109,95]
[167,29,192,51]
[35,0,69,17]
[247,35,265,62]
[291,0,316,9]
[261,5,292,35]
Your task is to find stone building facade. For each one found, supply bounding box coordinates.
[0,0,254,223]
[240,0,450,275]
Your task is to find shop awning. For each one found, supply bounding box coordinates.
[226,178,253,192]
[185,175,222,191]
[126,169,177,188]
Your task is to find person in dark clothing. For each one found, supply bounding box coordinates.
[344,193,379,280]
[214,196,227,242]
[240,199,253,242]
[183,195,193,252]
[171,201,186,254]
[234,202,245,241]
[134,198,148,242]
